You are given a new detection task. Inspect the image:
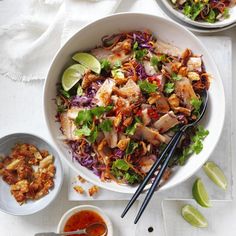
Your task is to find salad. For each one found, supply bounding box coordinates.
[56,30,210,185]
[170,0,236,23]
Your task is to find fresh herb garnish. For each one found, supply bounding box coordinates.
[138,80,158,94]
[190,98,202,116]
[75,106,113,142]
[77,85,83,96]
[164,82,175,94]
[206,9,216,23]
[74,125,91,137]
[87,126,98,143]
[111,69,125,79]
[125,117,141,135]
[111,159,142,184]
[113,60,122,69]
[133,41,139,50]
[99,119,113,132]
[183,2,205,21]
[59,88,70,98]
[179,126,209,165]
[135,48,148,61]
[151,55,166,67]
[223,8,230,19]
[172,73,182,81]
[100,59,111,71]
[126,140,139,155]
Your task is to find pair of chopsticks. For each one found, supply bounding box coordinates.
[121,127,185,224]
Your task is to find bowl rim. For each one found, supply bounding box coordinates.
[56,205,113,235]
[160,0,236,29]
[43,12,225,194]
[0,132,64,216]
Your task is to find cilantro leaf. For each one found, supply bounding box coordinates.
[111,159,142,184]
[179,126,209,166]
[133,41,139,50]
[164,82,175,94]
[112,159,129,171]
[100,59,111,71]
[190,98,202,116]
[74,125,91,137]
[59,89,70,98]
[223,8,230,19]
[207,9,216,23]
[113,60,122,69]
[126,141,139,155]
[91,106,113,117]
[75,110,93,126]
[87,126,98,143]
[172,73,182,81]
[125,117,141,135]
[150,55,166,67]
[183,4,192,18]
[99,119,113,132]
[135,48,148,61]
[138,80,157,94]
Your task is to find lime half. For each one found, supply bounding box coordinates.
[72,52,101,74]
[203,161,227,190]
[182,204,208,228]
[62,64,86,91]
[192,178,211,208]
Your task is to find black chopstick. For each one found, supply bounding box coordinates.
[121,130,182,219]
[134,129,184,224]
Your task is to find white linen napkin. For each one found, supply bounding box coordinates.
[0,0,121,81]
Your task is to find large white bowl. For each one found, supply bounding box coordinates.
[161,0,236,29]
[43,13,225,194]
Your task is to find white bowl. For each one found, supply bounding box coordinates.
[57,205,113,236]
[0,133,63,215]
[43,13,225,194]
[161,0,236,29]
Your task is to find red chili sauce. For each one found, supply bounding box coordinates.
[64,210,107,236]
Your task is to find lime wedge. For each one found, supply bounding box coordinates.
[181,204,208,228]
[192,178,211,208]
[72,52,101,74]
[62,64,86,91]
[203,161,227,190]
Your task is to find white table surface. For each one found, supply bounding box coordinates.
[0,0,236,236]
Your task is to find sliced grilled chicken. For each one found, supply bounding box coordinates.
[134,123,166,146]
[175,77,197,109]
[67,107,82,120]
[60,113,78,140]
[153,111,179,133]
[141,108,151,126]
[187,57,202,71]
[154,39,183,57]
[95,78,115,106]
[103,127,118,148]
[143,60,156,76]
[91,47,113,61]
[139,154,157,173]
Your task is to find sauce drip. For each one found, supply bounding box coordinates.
[64,210,107,236]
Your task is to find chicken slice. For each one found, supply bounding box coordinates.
[95,78,115,106]
[139,155,157,173]
[67,107,82,120]
[119,79,141,97]
[134,124,166,146]
[143,60,156,76]
[60,113,78,140]
[154,40,183,57]
[141,108,151,126]
[153,111,179,133]
[187,57,202,71]
[175,77,197,109]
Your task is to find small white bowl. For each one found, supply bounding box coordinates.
[0,133,63,216]
[57,205,113,236]
[161,0,236,29]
